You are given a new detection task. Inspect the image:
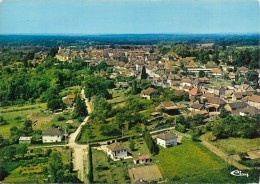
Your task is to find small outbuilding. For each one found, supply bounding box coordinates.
[133,155,151,164]
[19,136,32,144]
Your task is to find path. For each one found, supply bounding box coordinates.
[150,126,175,134]
[201,140,250,170]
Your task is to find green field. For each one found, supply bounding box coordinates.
[92,149,130,183]
[0,103,47,138]
[212,137,260,154]
[153,138,258,183]
[59,86,81,97]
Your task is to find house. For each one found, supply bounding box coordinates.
[239,106,260,116]
[19,136,32,144]
[156,132,178,148]
[232,92,243,101]
[213,85,225,97]
[142,88,159,100]
[237,66,249,75]
[246,95,260,109]
[42,128,63,143]
[155,101,179,115]
[206,97,226,112]
[210,68,223,77]
[240,84,254,96]
[189,103,205,111]
[133,155,151,164]
[180,79,192,87]
[225,102,248,114]
[189,88,203,98]
[192,78,205,90]
[106,142,128,159]
[191,110,209,117]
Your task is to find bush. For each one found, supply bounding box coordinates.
[175,124,186,133]
[57,116,66,121]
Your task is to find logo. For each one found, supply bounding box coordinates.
[230,170,249,177]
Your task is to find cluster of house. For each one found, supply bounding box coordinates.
[141,83,260,117]
[105,132,177,164]
[55,46,260,117]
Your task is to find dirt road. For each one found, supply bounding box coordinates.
[201,140,250,170]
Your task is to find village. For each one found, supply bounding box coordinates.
[7,43,259,183]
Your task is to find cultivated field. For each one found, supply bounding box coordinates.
[128,165,162,183]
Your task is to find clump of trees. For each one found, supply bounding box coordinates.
[73,95,88,119]
[212,115,259,139]
[144,130,159,155]
[48,152,82,183]
[84,76,113,99]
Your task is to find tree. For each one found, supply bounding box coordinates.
[48,152,64,183]
[129,138,135,151]
[141,66,148,80]
[0,166,8,181]
[246,70,258,82]
[16,144,28,158]
[73,95,88,118]
[87,146,93,183]
[219,108,231,118]
[223,73,229,80]
[198,71,205,78]
[202,99,208,105]
[131,80,137,94]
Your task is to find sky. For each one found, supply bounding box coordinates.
[0,0,259,34]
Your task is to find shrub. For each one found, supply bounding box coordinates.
[57,116,66,121]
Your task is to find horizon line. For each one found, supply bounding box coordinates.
[1,32,260,36]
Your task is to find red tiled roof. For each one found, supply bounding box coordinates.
[189,88,202,96]
[134,155,151,161]
[67,94,76,99]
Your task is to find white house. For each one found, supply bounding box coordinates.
[156,132,178,148]
[133,155,151,164]
[106,142,128,159]
[19,136,32,144]
[42,128,63,143]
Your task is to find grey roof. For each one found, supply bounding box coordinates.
[157,132,177,140]
[107,142,127,152]
[228,102,248,109]
[42,128,63,135]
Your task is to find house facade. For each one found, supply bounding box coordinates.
[42,128,63,143]
[133,155,151,164]
[156,132,178,148]
[106,142,128,159]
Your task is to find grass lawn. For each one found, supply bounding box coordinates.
[108,88,127,108]
[92,149,130,183]
[212,137,260,154]
[121,137,151,159]
[153,138,257,183]
[0,103,47,138]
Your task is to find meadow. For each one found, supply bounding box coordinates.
[153,138,258,183]
[0,103,47,138]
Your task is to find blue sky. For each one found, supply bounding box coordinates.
[0,0,259,34]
